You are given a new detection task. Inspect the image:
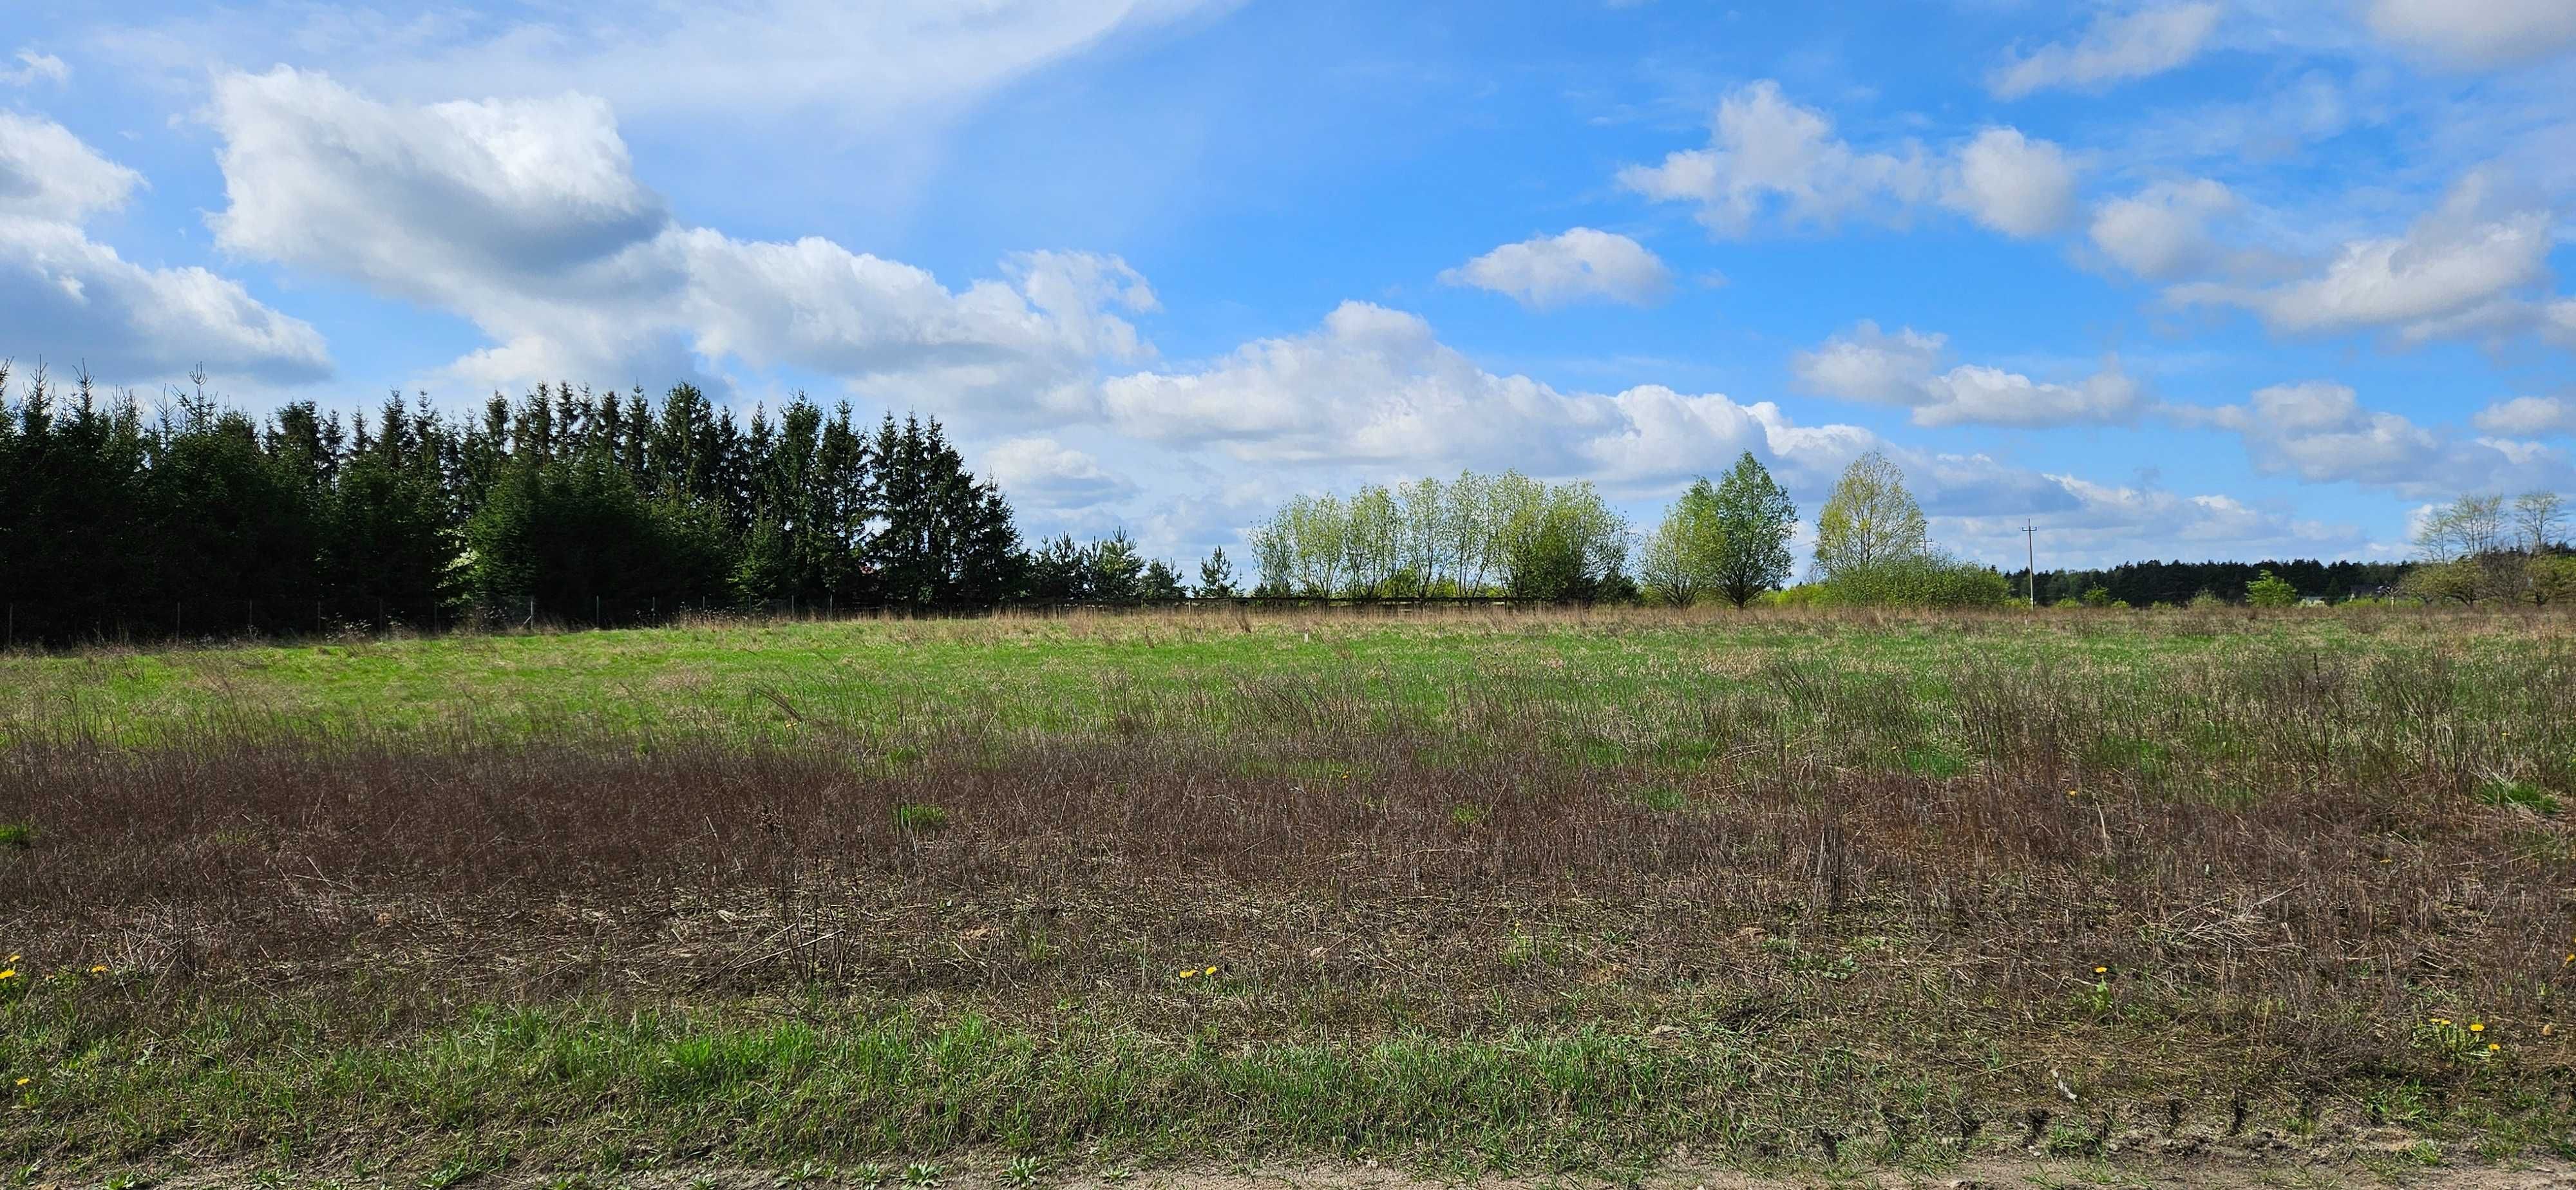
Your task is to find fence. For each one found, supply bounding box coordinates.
[0,593,1571,649]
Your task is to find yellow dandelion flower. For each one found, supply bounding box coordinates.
[0,970,16,982]
[11,1078,24,1087]
[1204,965,1220,976]
[1177,968,1196,979]
[90,965,106,975]
[2470,1022,2485,1032]
[2488,1043,2501,1052]
[2094,966,2108,974]
[4,954,15,963]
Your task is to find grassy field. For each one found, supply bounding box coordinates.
[5,606,2576,1187]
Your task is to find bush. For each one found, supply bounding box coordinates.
[2246,569,2300,608]
[1816,555,2013,609]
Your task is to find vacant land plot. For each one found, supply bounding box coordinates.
[4,607,2575,1186]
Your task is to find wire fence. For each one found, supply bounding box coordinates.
[0,593,1572,649]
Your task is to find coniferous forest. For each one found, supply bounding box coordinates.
[0,366,1041,643]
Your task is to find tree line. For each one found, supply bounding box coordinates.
[2033,559,2415,608]
[0,366,1084,643]
[1242,473,1633,601]
[2400,493,2574,605]
[9,360,2567,645]
[1246,449,2016,609]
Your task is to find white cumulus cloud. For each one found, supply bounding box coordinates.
[2088,177,2239,279]
[204,68,1156,408]
[1620,82,2075,241]
[1989,3,2224,99]
[2172,381,2576,493]
[1615,80,1933,236]
[2474,395,2576,437]
[1096,299,1872,486]
[1942,128,2079,238]
[1792,321,2146,428]
[1437,228,1672,309]
[2167,174,2553,341]
[0,111,142,222]
[2365,0,2576,67]
[983,436,1139,506]
[0,111,328,384]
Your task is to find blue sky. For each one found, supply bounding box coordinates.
[5,1,2575,572]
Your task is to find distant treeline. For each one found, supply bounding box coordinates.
[6,361,2561,645]
[2032,558,2416,607]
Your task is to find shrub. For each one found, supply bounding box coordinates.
[2246,569,2300,608]
[1816,555,2012,608]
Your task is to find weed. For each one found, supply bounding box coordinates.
[423,1156,492,1187]
[1001,1156,1046,1188]
[0,824,29,849]
[890,803,949,832]
[2479,778,2561,816]
[901,1162,944,1187]
[774,1161,831,1187]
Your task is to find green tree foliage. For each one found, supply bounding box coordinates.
[2244,569,2300,607]
[462,456,732,613]
[1813,450,1927,581]
[862,414,1023,609]
[1798,452,2008,608]
[1635,484,1714,607]
[1247,471,1629,600]
[1196,547,1238,598]
[1707,452,1797,608]
[2035,558,2409,607]
[0,365,1034,640]
[1140,558,1188,601]
[1019,529,1178,603]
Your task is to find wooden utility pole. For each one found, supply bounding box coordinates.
[2022,522,2038,609]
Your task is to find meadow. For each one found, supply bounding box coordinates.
[4,605,2576,1186]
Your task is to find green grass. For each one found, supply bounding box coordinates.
[14,985,2555,1176]
[7,606,2576,1181]
[0,607,2512,746]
